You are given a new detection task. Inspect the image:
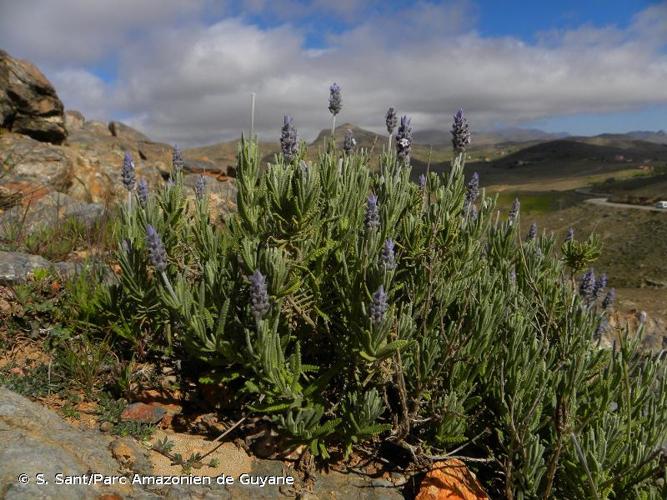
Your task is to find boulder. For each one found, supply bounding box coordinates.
[0,251,52,284]
[109,120,149,142]
[0,50,67,144]
[0,132,73,200]
[0,387,157,499]
[416,459,489,500]
[0,191,104,237]
[64,110,85,131]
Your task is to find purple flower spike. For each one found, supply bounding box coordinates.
[121,151,136,191]
[365,193,380,231]
[602,288,616,310]
[451,108,471,153]
[146,224,167,273]
[381,238,396,270]
[593,273,607,299]
[465,172,479,204]
[395,115,412,163]
[579,269,596,302]
[172,145,185,172]
[343,129,356,154]
[195,175,206,200]
[137,178,148,206]
[249,269,270,320]
[565,227,575,243]
[385,107,398,135]
[595,319,607,339]
[328,83,342,115]
[418,173,427,189]
[280,115,298,162]
[527,222,537,240]
[639,311,647,324]
[370,285,388,324]
[508,198,520,222]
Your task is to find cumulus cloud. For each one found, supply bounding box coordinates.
[1,0,666,146]
[49,69,114,121]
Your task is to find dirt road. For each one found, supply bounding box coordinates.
[584,197,667,212]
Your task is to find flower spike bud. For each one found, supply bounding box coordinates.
[137,178,148,206]
[451,108,471,153]
[249,269,270,320]
[370,285,388,324]
[121,151,136,191]
[146,225,168,273]
[280,115,298,162]
[365,193,380,231]
[328,82,342,116]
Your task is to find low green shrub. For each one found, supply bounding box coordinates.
[96,109,667,498]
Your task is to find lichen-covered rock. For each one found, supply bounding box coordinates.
[0,251,52,284]
[0,50,67,144]
[64,110,85,131]
[0,132,73,197]
[0,387,153,499]
[0,191,104,236]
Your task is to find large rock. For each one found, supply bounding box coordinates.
[0,50,67,144]
[0,132,73,199]
[0,387,157,499]
[0,251,52,284]
[63,110,85,131]
[0,191,104,236]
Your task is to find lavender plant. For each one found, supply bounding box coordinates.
[101,95,667,498]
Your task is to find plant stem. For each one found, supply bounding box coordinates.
[250,92,256,140]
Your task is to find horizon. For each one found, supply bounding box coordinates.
[1,0,666,147]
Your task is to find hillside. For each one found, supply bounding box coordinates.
[413,127,569,147]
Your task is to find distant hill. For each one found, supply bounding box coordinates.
[413,127,569,147]
[489,138,667,169]
[626,130,667,144]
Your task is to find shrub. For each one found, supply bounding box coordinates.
[99,107,667,497]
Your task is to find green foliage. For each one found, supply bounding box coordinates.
[99,135,667,497]
[96,393,155,440]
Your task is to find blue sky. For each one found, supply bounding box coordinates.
[1,0,665,145]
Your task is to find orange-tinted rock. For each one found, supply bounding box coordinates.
[416,459,489,500]
[120,402,166,424]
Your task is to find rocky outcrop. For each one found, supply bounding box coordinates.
[0,191,104,236]
[0,387,406,499]
[0,50,67,144]
[0,251,82,285]
[0,387,155,499]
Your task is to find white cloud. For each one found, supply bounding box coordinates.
[0,0,205,65]
[2,1,667,146]
[49,69,113,120]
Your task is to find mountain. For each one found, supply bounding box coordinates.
[625,130,667,144]
[413,127,569,146]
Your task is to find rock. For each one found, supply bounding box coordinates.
[0,251,52,284]
[0,387,147,499]
[121,402,167,425]
[0,132,73,199]
[64,110,85,131]
[416,459,489,500]
[0,50,67,144]
[110,437,153,475]
[0,191,104,236]
[108,121,149,142]
[0,251,86,285]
